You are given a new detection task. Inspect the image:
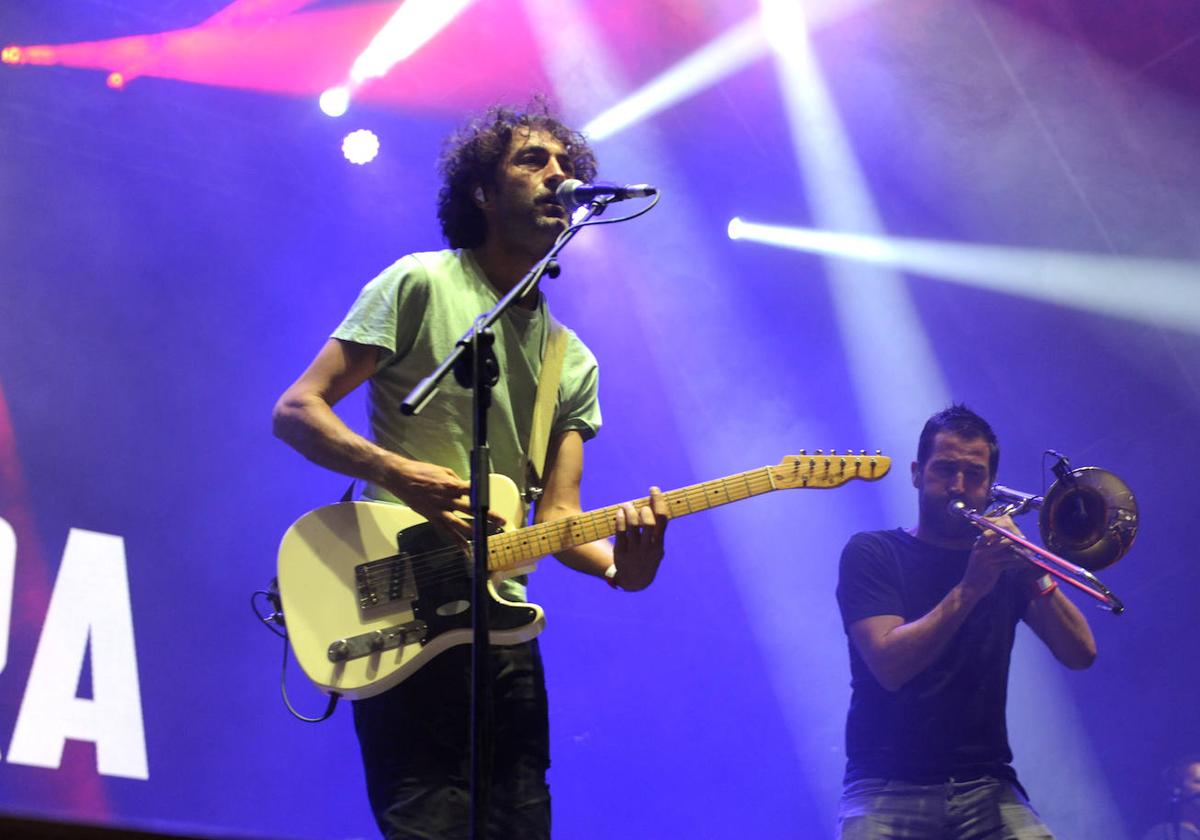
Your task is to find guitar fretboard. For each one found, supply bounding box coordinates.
[487,466,780,571]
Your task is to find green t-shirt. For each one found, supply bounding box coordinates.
[333,247,601,536]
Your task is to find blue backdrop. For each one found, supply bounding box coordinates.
[1,1,1198,838]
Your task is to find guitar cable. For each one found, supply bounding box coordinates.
[251,581,340,723]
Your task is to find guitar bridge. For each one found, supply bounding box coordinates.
[327,620,427,663]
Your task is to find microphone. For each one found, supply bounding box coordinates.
[556,179,657,207]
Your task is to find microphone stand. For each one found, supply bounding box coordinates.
[400,198,610,840]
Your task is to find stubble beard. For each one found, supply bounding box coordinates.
[920,491,982,543]
[499,199,562,261]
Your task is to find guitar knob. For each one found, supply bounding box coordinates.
[328,640,349,662]
[368,631,385,651]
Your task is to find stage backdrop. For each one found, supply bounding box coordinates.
[2,1,1198,838]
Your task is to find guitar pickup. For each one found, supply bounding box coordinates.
[355,553,415,611]
[327,620,427,663]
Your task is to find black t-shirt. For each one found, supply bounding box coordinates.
[836,529,1029,785]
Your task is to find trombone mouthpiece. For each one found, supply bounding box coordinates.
[946,498,968,514]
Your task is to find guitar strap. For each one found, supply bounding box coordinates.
[525,314,567,509]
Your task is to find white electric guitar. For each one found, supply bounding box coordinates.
[277,450,891,699]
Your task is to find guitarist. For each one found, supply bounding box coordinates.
[272,100,669,839]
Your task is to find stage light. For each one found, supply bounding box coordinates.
[760,0,948,527]
[727,221,893,260]
[106,72,125,90]
[349,0,473,84]
[2,45,54,65]
[342,129,379,165]
[583,17,767,142]
[580,0,882,142]
[727,217,745,240]
[319,86,350,117]
[759,0,808,56]
[729,222,1200,334]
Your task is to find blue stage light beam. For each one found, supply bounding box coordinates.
[760,0,949,527]
[751,6,1131,835]
[726,222,1200,334]
[528,4,860,832]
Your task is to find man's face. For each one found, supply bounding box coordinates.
[483,127,574,257]
[1181,762,1200,808]
[913,431,994,539]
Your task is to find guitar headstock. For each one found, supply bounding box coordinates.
[770,450,891,489]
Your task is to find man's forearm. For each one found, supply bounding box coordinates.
[535,503,613,578]
[273,392,395,485]
[1025,587,1097,669]
[864,583,985,691]
[554,539,615,578]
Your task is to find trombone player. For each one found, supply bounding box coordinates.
[835,404,1097,839]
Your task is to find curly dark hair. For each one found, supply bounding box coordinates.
[916,403,1000,477]
[436,97,598,249]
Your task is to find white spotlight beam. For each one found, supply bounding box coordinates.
[728,222,1200,334]
[582,0,880,142]
[761,0,948,527]
[583,17,766,141]
[349,0,474,84]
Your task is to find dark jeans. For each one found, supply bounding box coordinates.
[836,776,1054,839]
[353,640,551,840]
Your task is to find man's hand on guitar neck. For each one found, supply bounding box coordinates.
[609,487,669,591]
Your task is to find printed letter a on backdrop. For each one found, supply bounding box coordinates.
[7,528,149,780]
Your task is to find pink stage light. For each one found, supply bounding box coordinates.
[0,2,737,113]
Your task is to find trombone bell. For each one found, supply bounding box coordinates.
[1039,467,1137,572]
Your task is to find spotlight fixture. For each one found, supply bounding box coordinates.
[342,129,380,165]
[319,86,350,118]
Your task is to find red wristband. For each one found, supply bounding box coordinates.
[1029,572,1058,599]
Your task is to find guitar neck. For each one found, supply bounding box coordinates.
[488,466,782,571]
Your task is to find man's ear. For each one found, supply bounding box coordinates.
[911,460,921,490]
[473,186,486,206]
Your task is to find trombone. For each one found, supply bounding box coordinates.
[948,458,1137,615]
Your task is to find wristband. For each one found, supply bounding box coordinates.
[1030,572,1058,598]
[604,563,619,589]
